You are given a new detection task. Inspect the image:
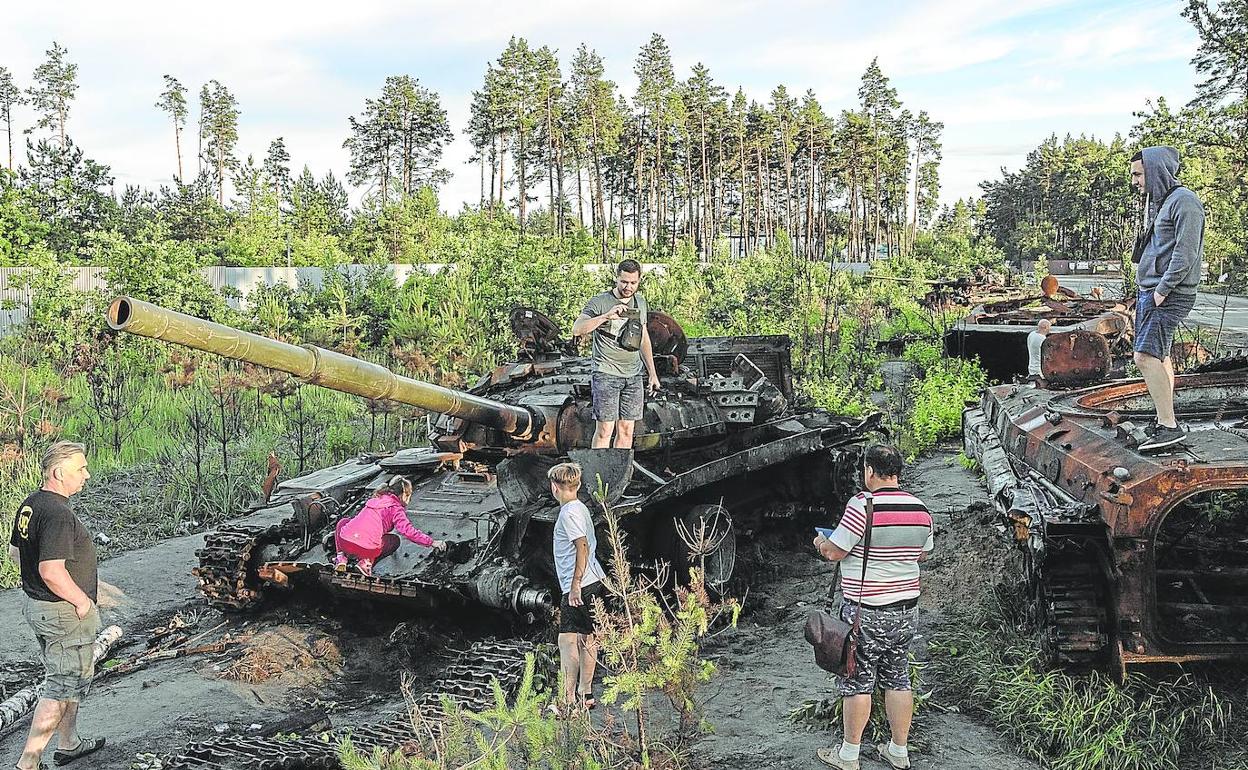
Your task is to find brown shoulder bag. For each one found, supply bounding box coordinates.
[804,494,875,677]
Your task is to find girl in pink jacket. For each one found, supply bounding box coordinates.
[333,476,446,576]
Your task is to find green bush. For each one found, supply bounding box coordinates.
[903,357,985,455]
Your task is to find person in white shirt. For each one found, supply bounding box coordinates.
[548,462,608,714]
[1026,318,1052,382]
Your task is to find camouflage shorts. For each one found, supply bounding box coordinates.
[836,602,916,697]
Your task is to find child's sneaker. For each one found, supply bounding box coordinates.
[357,558,374,577]
[333,553,348,573]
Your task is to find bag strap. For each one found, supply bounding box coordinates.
[594,293,638,342]
[1134,185,1184,263]
[850,493,875,636]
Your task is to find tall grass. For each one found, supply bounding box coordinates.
[930,590,1248,770]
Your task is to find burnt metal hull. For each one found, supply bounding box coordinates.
[945,295,1133,384]
[964,366,1248,676]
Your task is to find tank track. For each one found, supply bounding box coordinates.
[192,522,292,611]
[1039,553,1108,666]
[160,638,536,769]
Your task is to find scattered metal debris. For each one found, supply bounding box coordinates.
[159,638,534,769]
[945,277,1133,384]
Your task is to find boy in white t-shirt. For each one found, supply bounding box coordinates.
[548,462,608,713]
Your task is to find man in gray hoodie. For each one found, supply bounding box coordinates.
[1130,146,1204,452]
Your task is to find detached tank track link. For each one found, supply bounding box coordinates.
[160,638,537,769]
[193,522,294,610]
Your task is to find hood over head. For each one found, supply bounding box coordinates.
[1140,145,1181,216]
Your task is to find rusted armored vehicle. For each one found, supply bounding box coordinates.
[945,277,1133,385]
[964,361,1248,677]
[107,297,871,619]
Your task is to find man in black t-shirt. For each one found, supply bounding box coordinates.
[9,440,106,770]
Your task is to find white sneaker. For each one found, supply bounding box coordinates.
[815,746,859,769]
[876,743,911,769]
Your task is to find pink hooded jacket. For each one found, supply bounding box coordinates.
[338,492,434,550]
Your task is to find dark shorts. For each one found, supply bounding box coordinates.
[1135,289,1196,360]
[836,602,916,697]
[591,372,644,422]
[24,598,101,702]
[559,581,607,635]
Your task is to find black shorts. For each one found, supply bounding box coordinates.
[559,581,606,634]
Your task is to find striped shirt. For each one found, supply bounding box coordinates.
[829,488,934,606]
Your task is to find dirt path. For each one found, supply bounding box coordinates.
[1,451,1036,769]
[691,452,1040,769]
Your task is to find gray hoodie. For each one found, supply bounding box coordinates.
[1136,145,1204,297]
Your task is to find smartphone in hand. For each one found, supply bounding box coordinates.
[814,527,836,540]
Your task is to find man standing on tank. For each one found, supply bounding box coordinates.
[10,441,106,769]
[1130,146,1204,453]
[572,259,660,449]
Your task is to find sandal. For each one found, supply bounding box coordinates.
[53,737,105,766]
[580,690,596,710]
[546,701,584,720]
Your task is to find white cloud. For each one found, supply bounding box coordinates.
[0,0,1204,215]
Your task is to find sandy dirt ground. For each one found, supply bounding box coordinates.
[0,450,1037,769]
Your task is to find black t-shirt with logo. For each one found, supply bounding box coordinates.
[9,490,98,603]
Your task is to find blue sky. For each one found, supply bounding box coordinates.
[0,0,1200,214]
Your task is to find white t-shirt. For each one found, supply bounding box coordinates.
[1027,331,1046,377]
[552,499,607,595]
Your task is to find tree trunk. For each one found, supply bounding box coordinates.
[518,125,528,234]
[555,131,565,239]
[591,117,607,258]
[739,135,748,257]
[173,122,183,182]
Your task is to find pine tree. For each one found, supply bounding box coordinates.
[263,137,292,208]
[26,42,78,144]
[198,80,240,204]
[909,111,944,239]
[680,64,727,255]
[155,75,188,181]
[0,67,27,170]
[345,76,451,204]
[633,34,680,245]
[568,45,623,255]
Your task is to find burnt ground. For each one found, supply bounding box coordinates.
[0,450,1036,769]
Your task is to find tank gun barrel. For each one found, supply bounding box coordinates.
[106,296,536,439]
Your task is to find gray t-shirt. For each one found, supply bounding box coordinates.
[1027,331,1045,377]
[552,499,606,595]
[581,290,648,377]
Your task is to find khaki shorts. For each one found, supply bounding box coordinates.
[24,599,100,702]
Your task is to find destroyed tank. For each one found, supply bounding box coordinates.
[964,356,1248,679]
[107,296,872,620]
[945,276,1134,386]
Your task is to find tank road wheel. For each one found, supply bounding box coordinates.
[1034,543,1111,667]
[674,504,737,592]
